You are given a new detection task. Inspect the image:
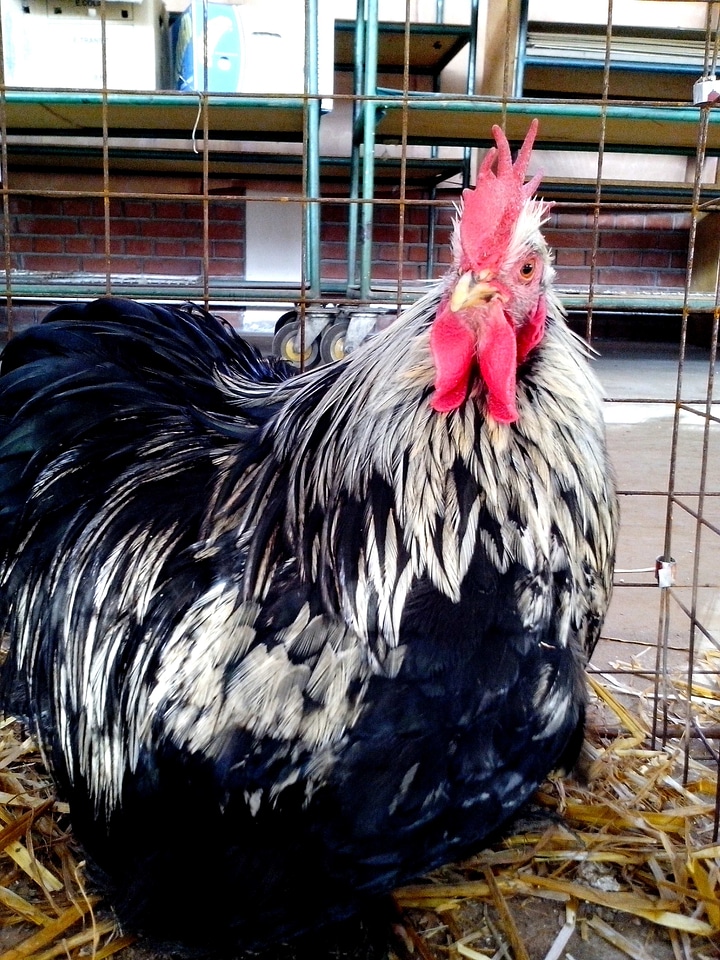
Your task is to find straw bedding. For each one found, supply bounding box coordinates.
[0,670,718,960]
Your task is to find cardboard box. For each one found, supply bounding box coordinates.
[2,0,169,89]
[171,0,333,105]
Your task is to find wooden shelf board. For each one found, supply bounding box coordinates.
[5,142,463,187]
[335,20,471,74]
[367,99,720,154]
[3,91,310,140]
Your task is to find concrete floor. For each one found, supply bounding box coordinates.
[590,339,720,706]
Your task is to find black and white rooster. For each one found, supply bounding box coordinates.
[0,122,618,951]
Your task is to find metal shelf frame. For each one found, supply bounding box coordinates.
[1,0,324,308]
[346,0,479,300]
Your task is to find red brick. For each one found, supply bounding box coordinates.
[208,221,242,241]
[615,213,647,230]
[594,212,617,229]
[321,242,346,261]
[211,240,245,259]
[374,243,404,262]
[82,219,112,237]
[661,273,686,288]
[374,205,401,225]
[644,213,676,231]
[612,250,644,267]
[155,201,191,220]
[23,197,65,217]
[406,244,430,262]
[320,262,348,280]
[9,197,34,215]
[641,251,671,268]
[141,219,198,239]
[371,262,422,281]
[152,258,202,275]
[401,224,427,245]
[321,205,348,224]
[82,256,146,274]
[659,233,689,251]
[16,217,78,236]
[63,198,102,217]
[65,236,97,254]
[433,207,455,227]
[596,268,657,286]
[157,239,206,258]
[125,238,156,256]
[371,222,398,242]
[208,260,243,276]
[599,230,645,250]
[322,224,350,243]
[7,236,34,252]
[554,265,592,285]
[557,213,591,230]
[209,204,243,221]
[670,251,688,270]
[554,249,586,266]
[120,200,156,219]
[33,236,65,254]
[545,229,593,249]
[23,254,82,271]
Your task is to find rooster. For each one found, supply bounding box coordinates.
[0,122,617,951]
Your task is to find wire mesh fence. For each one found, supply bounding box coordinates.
[1,1,720,958]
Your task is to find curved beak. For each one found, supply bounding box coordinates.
[450,270,503,313]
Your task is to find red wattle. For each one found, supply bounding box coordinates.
[429,305,475,412]
[517,298,546,362]
[478,301,518,423]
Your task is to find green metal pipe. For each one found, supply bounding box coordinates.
[366,94,720,125]
[360,0,379,301]
[346,0,367,293]
[304,0,321,300]
[5,90,306,109]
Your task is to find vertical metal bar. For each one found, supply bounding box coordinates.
[394,0,411,314]
[360,0,379,301]
[513,0,529,98]
[683,307,718,784]
[201,0,210,308]
[426,186,437,280]
[652,104,711,757]
[463,0,479,187]
[0,3,13,342]
[100,0,112,298]
[425,0,442,281]
[347,0,366,293]
[585,0,613,345]
[202,107,210,309]
[304,0,321,300]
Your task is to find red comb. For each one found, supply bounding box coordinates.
[458,120,542,273]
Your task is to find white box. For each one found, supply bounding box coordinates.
[171,0,334,106]
[2,0,169,89]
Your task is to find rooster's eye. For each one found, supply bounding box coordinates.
[519,260,536,282]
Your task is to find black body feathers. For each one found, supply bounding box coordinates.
[0,295,617,950]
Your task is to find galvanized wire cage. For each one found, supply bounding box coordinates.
[1,0,720,957]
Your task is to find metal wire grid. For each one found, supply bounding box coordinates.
[0,0,719,816]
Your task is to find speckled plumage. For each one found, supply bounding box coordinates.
[0,131,618,952]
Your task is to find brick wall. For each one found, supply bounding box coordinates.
[7,195,246,279]
[546,211,690,290]
[321,202,690,290]
[320,198,454,284]
[1,194,691,335]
